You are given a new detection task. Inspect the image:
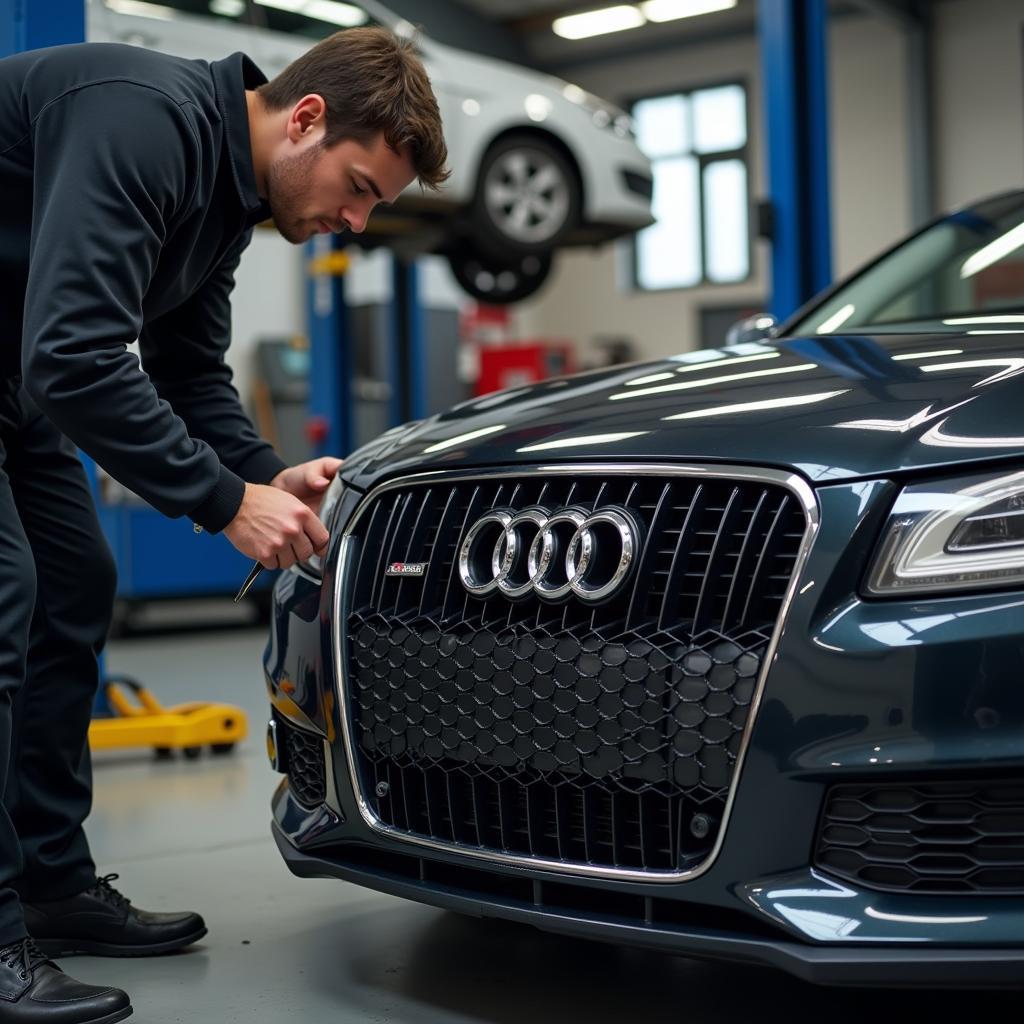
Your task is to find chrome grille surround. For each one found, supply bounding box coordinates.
[332,463,819,882]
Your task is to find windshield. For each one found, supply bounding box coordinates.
[788,192,1024,336]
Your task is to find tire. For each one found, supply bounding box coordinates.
[445,241,553,304]
[182,746,202,760]
[473,134,581,256]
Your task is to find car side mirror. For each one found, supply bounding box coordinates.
[725,313,778,346]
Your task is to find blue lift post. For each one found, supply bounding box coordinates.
[0,0,84,54]
[389,257,428,425]
[306,233,355,457]
[308,244,427,457]
[757,0,833,321]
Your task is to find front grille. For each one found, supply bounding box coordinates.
[816,780,1024,894]
[342,470,807,874]
[281,721,327,808]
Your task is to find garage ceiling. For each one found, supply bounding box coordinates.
[458,0,759,70]
[452,0,929,71]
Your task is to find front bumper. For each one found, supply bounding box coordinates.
[272,819,1024,988]
[265,476,1024,987]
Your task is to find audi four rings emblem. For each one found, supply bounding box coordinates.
[458,505,641,603]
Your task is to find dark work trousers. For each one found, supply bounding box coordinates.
[0,377,113,945]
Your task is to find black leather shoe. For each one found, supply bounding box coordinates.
[0,938,131,1022]
[23,875,206,958]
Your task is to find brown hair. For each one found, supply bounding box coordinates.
[258,26,449,190]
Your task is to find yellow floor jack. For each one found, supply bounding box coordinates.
[88,676,249,760]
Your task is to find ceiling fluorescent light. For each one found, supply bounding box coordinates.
[305,0,367,26]
[553,5,645,40]
[209,0,245,15]
[255,0,306,12]
[105,0,177,18]
[640,0,736,22]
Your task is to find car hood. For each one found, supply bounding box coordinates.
[342,332,1024,490]
[420,36,602,110]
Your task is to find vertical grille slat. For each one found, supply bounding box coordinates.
[343,469,808,875]
[740,494,792,628]
[393,488,438,613]
[657,483,707,632]
[624,481,674,630]
[379,493,421,613]
[351,500,389,610]
[440,484,490,622]
[692,486,743,634]
[721,489,770,633]
[397,762,413,831]
[367,494,404,610]
[418,486,460,616]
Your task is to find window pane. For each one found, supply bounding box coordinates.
[693,84,746,154]
[633,94,690,158]
[704,159,748,282]
[637,156,700,290]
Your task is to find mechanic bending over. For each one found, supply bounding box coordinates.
[0,27,448,1023]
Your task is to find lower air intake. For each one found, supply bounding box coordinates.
[282,721,327,809]
[816,780,1024,894]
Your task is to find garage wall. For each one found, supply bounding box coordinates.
[511,31,767,363]
[827,13,909,273]
[513,12,911,363]
[932,0,1024,209]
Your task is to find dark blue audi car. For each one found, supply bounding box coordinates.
[264,191,1024,986]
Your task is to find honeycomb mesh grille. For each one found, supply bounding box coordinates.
[282,721,326,808]
[343,471,806,872]
[816,781,1024,894]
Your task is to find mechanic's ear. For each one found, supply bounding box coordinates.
[288,94,326,143]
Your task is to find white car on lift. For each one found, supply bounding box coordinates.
[88,0,654,302]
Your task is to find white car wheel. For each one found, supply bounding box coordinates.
[475,136,580,254]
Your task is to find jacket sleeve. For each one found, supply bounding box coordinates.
[138,232,288,487]
[21,81,244,533]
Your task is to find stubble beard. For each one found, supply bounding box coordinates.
[266,144,322,245]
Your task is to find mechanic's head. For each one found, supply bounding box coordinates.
[256,26,449,244]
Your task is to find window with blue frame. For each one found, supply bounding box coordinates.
[632,83,750,291]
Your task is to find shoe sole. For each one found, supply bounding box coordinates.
[87,1008,133,1024]
[33,926,207,958]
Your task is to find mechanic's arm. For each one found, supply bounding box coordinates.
[21,83,323,566]
[138,233,287,489]
[139,235,342,558]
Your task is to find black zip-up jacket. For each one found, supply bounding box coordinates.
[0,42,288,532]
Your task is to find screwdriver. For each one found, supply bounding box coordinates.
[233,561,264,603]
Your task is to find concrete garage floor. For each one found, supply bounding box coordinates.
[65,626,1013,1022]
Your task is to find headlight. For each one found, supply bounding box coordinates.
[562,83,634,138]
[866,468,1024,595]
[296,475,347,580]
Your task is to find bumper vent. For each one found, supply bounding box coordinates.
[622,169,654,199]
[341,470,807,875]
[281,721,327,809]
[816,780,1024,894]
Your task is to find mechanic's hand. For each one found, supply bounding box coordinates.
[269,457,344,516]
[223,482,330,569]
